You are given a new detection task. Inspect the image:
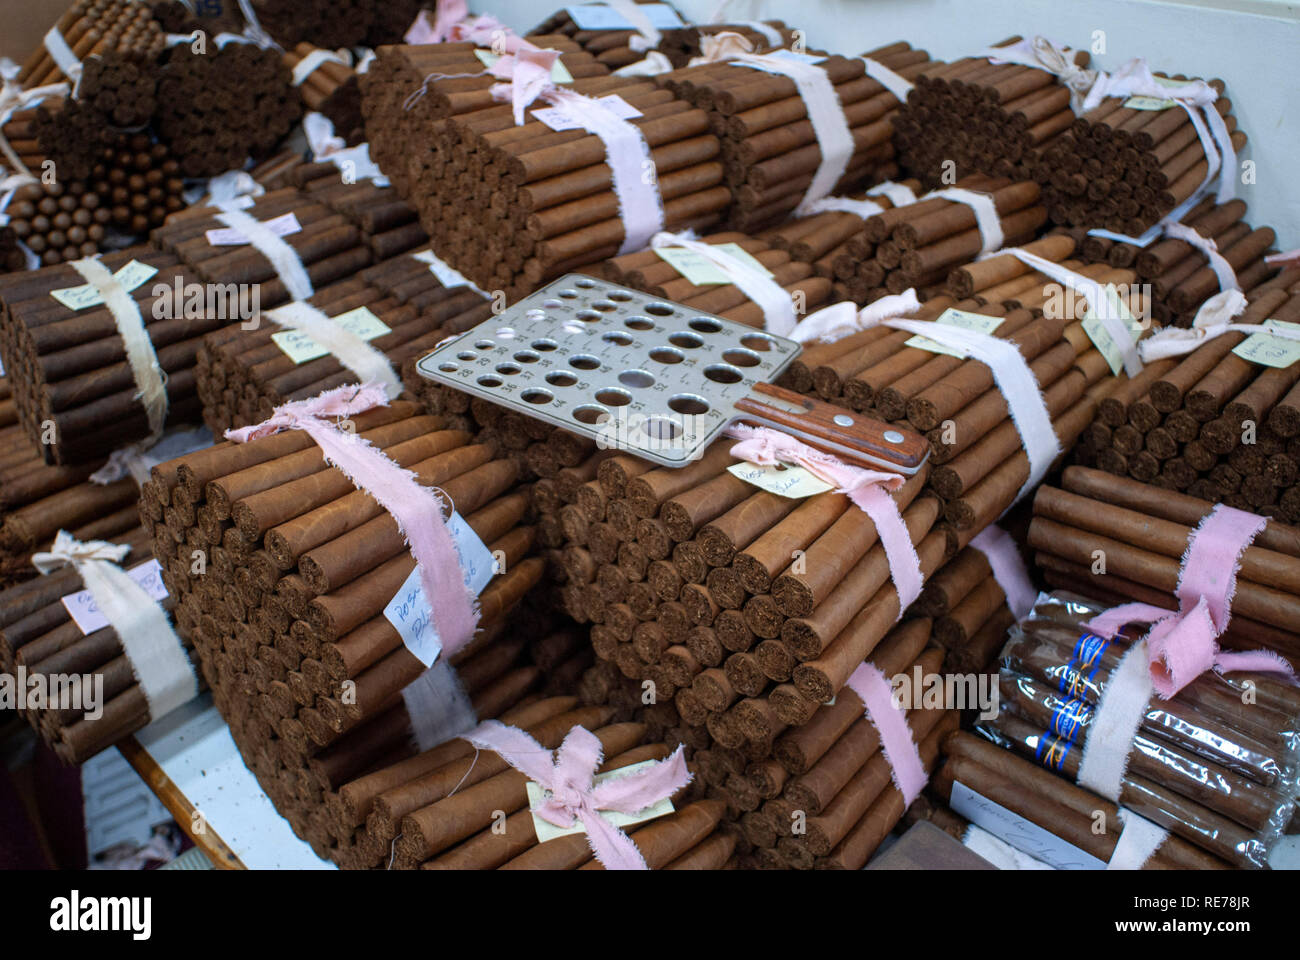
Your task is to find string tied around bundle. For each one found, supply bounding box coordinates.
[980,36,1098,113]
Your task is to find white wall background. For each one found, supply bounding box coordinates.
[478,0,1300,247]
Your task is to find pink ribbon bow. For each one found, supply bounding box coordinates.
[487,46,568,125]
[463,721,692,870]
[1086,504,1295,699]
[226,384,480,658]
[726,423,924,611]
[406,1,521,50]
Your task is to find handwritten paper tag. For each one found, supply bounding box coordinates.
[526,759,676,843]
[204,212,302,246]
[950,781,1106,869]
[270,306,392,364]
[474,49,574,83]
[655,243,774,285]
[905,307,1005,358]
[729,462,832,499]
[49,260,159,311]
[565,3,684,31]
[1083,285,1145,375]
[383,512,497,667]
[1233,319,1300,369]
[531,95,643,132]
[62,559,169,635]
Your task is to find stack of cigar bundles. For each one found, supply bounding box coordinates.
[658,41,934,231]
[1075,271,1300,517]
[15,1,166,90]
[895,37,1087,189]
[969,593,1298,868]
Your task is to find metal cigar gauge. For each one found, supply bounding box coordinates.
[416,275,930,474]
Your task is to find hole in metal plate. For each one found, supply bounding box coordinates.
[641,417,682,441]
[609,291,633,302]
[592,300,617,312]
[495,363,521,375]
[474,339,495,350]
[547,371,578,387]
[573,404,610,425]
[689,318,723,333]
[618,369,655,389]
[595,388,632,407]
[477,375,502,388]
[525,309,547,320]
[562,322,585,335]
[576,310,602,323]
[543,299,563,309]
[669,394,710,415]
[521,389,553,405]
[514,351,540,363]
[496,327,517,339]
[704,364,743,384]
[723,348,762,368]
[532,339,558,351]
[570,355,601,371]
[557,289,578,299]
[649,347,684,364]
[645,302,674,317]
[437,362,458,373]
[741,332,778,352]
[457,351,476,361]
[575,278,597,288]
[603,331,633,346]
[625,317,655,331]
[669,332,703,349]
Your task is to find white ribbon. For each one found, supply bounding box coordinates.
[730,53,855,217]
[205,170,265,208]
[235,0,280,49]
[214,208,314,301]
[861,57,914,102]
[651,230,796,335]
[44,26,83,86]
[1135,291,1300,363]
[883,318,1061,507]
[1107,808,1169,870]
[413,248,492,299]
[267,301,402,398]
[929,188,1004,256]
[604,0,663,53]
[32,532,197,722]
[292,48,352,86]
[613,50,674,77]
[732,20,783,48]
[0,62,70,185]
[801,180,917,220]
[980,36,1098,114]
[92,426,214,487]
[69,258,169,445]
[400,659,479,752]
[1161,221,1239,293]
[870,180,919,209]
[790,289,920,344]
[1076,640,1153,802]
[984,247,1142,377]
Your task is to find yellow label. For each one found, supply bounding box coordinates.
[270,306,391,364]
[525,760,676,843]
[655,243,775,286]
[904,307,1005,358]
[728,462,833,499]
[50,260,159,311]
[1233,320,1300,370]
[1083,285,1144,375]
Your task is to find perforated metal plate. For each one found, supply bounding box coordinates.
[415,274,802,466]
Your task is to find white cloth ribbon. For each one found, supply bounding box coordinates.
[1161,221,1239,293]
[651,230,796,335]
[267,301,402,399]
[861,56,914,102]
[790,289,921,344]
[981,36,1098,113]
[732,20,783,48]
[604,0,663,53]
[205,170,265,208]
[235,0,280,49]
[1076,639,1153,801]
[214,208,314,301]
[613,50,674,77]
[729,53,855,217]
[984,246,1143,377]
[400,659,479,752]
[1107,808,1169,870]
[800,180,918,220]
[32,532,197,722]
[292,48,352,86]
[69,258,169,446]
[929,188,1004,255]
[1135,290,1300,362]
[44,26,83,86]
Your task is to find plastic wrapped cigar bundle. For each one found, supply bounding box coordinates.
[1029,468,1300,663]
[141,401,590,863]
[937,730,1234,869]
[1072,276,1300,519]
[1074,199,1280,328]
[0,527,202,763]
[0,247,207,465]
[894,36,1088,190]
[0,424,139,586]
[529,2,692,71]
[244,0,377,50]
[977,592,1299,868]
[16,0,167,89]
[1040,74,1245,235]
[596,230,837,327]
[155,43,302,178]
[657,41,936,232]
[282,44,366,147]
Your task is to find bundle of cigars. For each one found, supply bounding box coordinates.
[0,525,202,764]
[242,0,384,50]
[14,0,166,90]
[656,22,798,69]
[894,36,1086,190]
[282,43,366,147]
[1075,271,1300,518]
[657,41,933,231]
[527,2,690,71]
[144,0,246,37]
[969,592,1299,868]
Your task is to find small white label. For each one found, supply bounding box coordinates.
[383,512,497,667]
[950,781,1106,870]
[62,559,169,635]
[1232,319,1300,370]
[905,307,1005,358]
[270,306,392,364]
[413,249,491,298]
[655,243,774,286]
[49,260,160,311]
[531,94,643,132]
[204,212,302,246]
[526,759,676,843]
[565,3,684,30]
[1083,285,1144,376]
[728,462,832,499]
[474,49,574,83]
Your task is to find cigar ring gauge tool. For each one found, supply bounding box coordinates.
[416,275,930,474]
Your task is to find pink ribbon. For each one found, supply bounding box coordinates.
[463,721,692,870]
[226,384,480,657]
[1266,248,1300,270]
[846,663,928,806]
[1086,504,1295,699]
[406,1,524,50]
[487,46,566,125]
[725,423,924,611]
[970,524,1037,621]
